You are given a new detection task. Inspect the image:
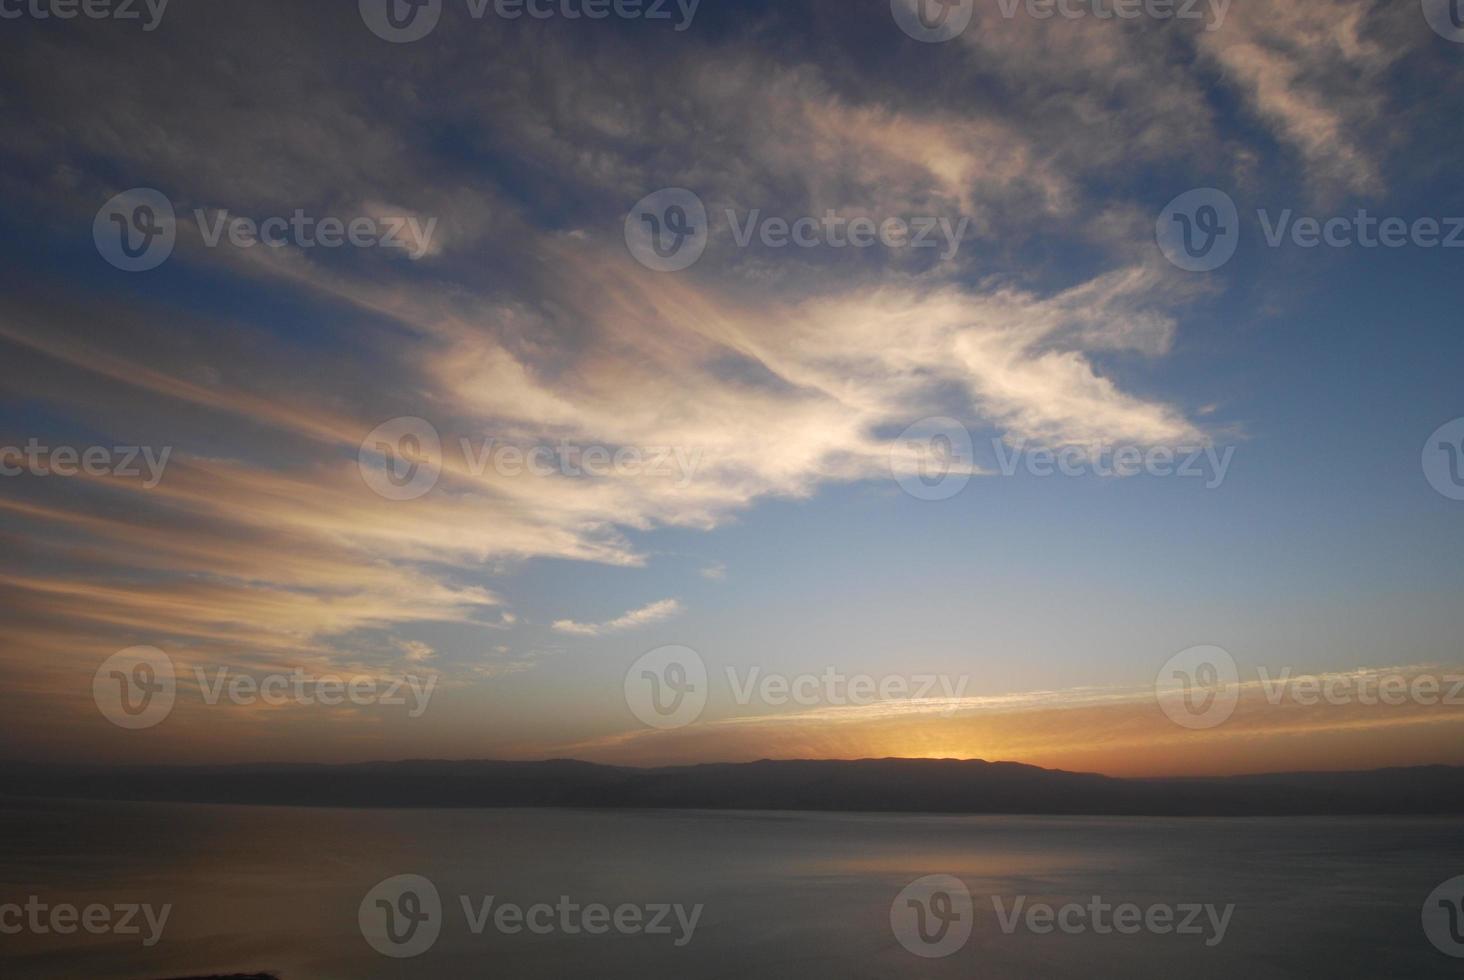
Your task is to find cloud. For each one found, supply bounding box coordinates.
[396,640,437,664]
[552,664,1464,777]
[1195,0,1407,197]
[0,2,1216,756]
[11,0,1445,764]
[552,599,684,637]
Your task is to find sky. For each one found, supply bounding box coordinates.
[1,0,1462,778]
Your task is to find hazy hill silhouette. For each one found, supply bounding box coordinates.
[4,758,1463,816]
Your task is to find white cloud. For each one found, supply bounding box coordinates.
[1197,0,1405,197]
[552,599,685,637]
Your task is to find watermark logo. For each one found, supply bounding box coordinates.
[624,649,965,728]
[890,417,976,501]
[1422,0,1464,42]
[360,874,702,956]
[1157,189,1240,272]
[94,189,176,272]
[361,0,442,42]
[1157,661,1464,729]
[1162,192,1464,271]
[97,192,437,269]
[359,419,705,500]
[1424,875,1464,957]
[96,648,437,728]
[0,0,170,30]
[625,645,708,730]
[891,875,973,958]
[891,0,974,43]
[1423,418,1464,502]
[359,417,444,501]
[93,646,176,730]
[625,188,709,272]
[626,189,970,270]
[1155,645,1240,730]
[360,874,443,958]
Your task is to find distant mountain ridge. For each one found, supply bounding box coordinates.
[4,758,1463,816]
[11,755,1464,820]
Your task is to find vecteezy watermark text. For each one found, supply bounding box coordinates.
[0,0,169,30]
[890,0,1227,44]
[887,417,1235,502]
[726,666,969,710]
[194,209,437,259]
[360,0,701,43]
[193,666,437,718]
[727,210,970,261]
[625,188,970,272]
[994,439,1235,489]
[993,0,1229,29]
[94,189,438,271]
[1156,645,1464,730]
[623,646,967,730]
[459,438,701,485]
[1255,668,1464,709]
[0,440,171,488]
[1158,188,1464,272]
[359,874,703,958]
[990,895,1234,947]
[0,898,171,947]
[93,646,438,730]
[890,876,1235,959]
[1256,209,1464,251]
[358,416,704,502]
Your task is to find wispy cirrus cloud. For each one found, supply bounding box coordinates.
[554,665,1464,778]
[552,599,684,637]
[2,0,1450,767]
[1196,0,1408,197]
[0,0,1226,763]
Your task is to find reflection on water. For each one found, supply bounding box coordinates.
[0,797,1460,978]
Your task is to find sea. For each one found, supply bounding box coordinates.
[1,797,1460,977]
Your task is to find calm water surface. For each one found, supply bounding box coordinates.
[0,797,1460,978]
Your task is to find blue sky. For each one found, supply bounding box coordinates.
[1,0,1462,774]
